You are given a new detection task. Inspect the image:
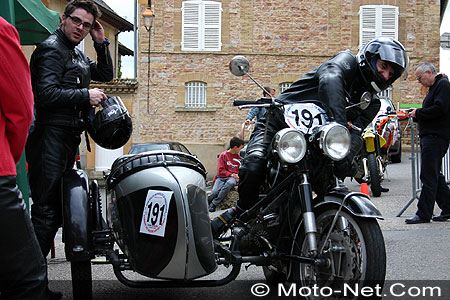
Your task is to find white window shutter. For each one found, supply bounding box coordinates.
[182,1,201,50]
[381,6,398,40]
[359,5,398,49]
[203,1,222,51]
[360,6,377,48]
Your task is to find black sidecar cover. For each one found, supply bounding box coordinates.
[106,150,217,280]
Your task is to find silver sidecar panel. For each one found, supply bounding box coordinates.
[107,151,216,280]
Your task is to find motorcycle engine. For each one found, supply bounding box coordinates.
[239,214,279,255]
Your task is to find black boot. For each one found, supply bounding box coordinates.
[210,207,238,237]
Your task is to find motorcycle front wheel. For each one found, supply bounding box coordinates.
[292,209,386,300]
[367,153,382,197]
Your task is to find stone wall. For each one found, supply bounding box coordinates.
[135,0,440,178]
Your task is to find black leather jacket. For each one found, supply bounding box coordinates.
[30,29,113,129]
[277,50,380,130]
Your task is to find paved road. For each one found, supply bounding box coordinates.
[47,152,450,299]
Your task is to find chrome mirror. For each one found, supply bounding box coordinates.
[229,56,250,76]
[359,92,372,110]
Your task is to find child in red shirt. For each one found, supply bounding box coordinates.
[208,137,244,212]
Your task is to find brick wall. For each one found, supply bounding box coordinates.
[135,0,440,177]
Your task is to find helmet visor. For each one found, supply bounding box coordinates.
[368,41,409,82]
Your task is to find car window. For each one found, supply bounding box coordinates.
[179,144,192,154]
[172,143,181,152]
[129,144,170,154]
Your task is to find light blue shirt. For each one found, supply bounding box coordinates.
[246,107,267,122]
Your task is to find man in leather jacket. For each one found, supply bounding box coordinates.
[237,37,408,211]
[26,0,113,282]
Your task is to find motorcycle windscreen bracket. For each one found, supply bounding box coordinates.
[140,190,173,237]
[284,103,328,134]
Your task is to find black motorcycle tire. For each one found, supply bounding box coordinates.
[292,208,386,299]
[368,153,382,197]
[71,260,93,300]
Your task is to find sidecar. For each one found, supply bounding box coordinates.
[62,150,217,299]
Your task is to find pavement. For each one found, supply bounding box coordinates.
[45,151,450,298]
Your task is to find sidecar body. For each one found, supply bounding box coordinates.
[106,150,216,280]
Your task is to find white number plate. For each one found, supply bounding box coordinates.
[140,190,173,237]
[284,103,328,133]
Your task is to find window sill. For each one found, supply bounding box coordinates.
[175,105,218,112]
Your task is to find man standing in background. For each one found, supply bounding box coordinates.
[406,62,450,224]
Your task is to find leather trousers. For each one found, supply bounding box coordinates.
[0,176,49,300]
[26,125,81,258]
[238,109,288,210]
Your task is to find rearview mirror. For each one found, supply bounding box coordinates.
[359,92,372,110]
[229,56,250,76]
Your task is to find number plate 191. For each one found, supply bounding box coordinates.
[140,190,173,237]
[284,103,327,134]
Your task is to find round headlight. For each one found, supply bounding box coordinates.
[319,123,351,161]
[273,128,307,163]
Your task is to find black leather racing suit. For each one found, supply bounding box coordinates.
[237,50,381,210]
[26,29,113,257]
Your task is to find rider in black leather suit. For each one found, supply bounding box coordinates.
[26,0,113,261]
[237,37,408,211]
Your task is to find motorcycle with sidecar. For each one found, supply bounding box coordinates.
[62,56,387,300]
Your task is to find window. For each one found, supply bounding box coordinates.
[185,81,206,107]
[359,5,398,48]
[279,82,292,93]
[182,0,222,51]
[378,87,392,100]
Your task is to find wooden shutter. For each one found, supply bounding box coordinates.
[203,1,222,51]
[360,5,398,48]
[182,1,200,50]
[380,6,398,40]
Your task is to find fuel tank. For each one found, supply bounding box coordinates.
[106,150,216,280]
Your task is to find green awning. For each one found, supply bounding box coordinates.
[0,0,60,45]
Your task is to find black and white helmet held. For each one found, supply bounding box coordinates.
[357,37,409,93]
[88,96,132,149]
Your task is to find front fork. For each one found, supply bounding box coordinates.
[362,157,369,181]
[298,174,318,256]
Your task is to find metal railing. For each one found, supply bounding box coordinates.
[443,148,450,183]
[397,118,421,217]
[397,118,450,216]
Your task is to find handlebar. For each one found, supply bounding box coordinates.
[233,97,273,106]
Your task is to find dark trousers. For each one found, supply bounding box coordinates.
[238,109,287,210]
[0,176,49,300]
[416,135,450,220]
[26,125,81,258]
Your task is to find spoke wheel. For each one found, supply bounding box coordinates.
[292,209,386,299]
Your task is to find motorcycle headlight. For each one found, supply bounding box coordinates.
[273,128,306,163]
[319,123,351,161]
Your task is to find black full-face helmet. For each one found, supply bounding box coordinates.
[357,37,409,93]
[88,96,132,149]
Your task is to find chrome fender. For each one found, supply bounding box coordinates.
[315,191,383,219]
[62,169,94,261]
